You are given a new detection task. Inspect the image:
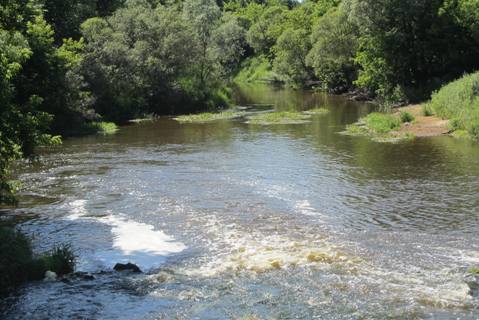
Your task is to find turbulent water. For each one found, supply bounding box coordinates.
[2,84,479,319]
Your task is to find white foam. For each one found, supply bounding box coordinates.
[64,199,185,272]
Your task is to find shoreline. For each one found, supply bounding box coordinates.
[392,104,450,138]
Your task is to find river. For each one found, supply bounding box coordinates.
[2,84,479,319]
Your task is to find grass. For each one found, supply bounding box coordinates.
[174,110,243,123]
[343,112,414,142]
[246,111,311,125]
[399,111,415,123]
[0,227,75,295]
[429,71,479,140]
[364,112,401,133]
[304,108,330,115]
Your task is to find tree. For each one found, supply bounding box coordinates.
[306,6,358,93]
[350,0,479,101]
[273,28,312,85]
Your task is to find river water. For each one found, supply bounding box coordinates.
[2,84,479,319]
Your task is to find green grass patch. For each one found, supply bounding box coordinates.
[246,111,311,125]
[304,108,330,116]
[468,267,479,275]
[429,71,479,140]
[0,227,75,295]
[364,113,401,133]
[174,111,243,123]
[399,111,415,123]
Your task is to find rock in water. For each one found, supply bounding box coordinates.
[44,271,58,281]
[113,263,142,273]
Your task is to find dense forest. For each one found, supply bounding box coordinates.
[1,0,479,203]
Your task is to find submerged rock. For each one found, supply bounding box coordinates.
[114,263,142,273]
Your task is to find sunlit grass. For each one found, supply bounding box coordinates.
[246,111,311,125]
[174,111,243,123]
[364,112,401,133]
[429,71,479,140]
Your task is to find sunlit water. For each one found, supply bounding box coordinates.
[2,84,479,319]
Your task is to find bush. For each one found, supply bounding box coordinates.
[365,112,401,133]
[429,71,479,139]
[399,111,415,123]
[0,227,75,295]
[0,228,33,293]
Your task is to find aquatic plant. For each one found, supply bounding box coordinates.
[246,111,311,125]
[174,111,243,123]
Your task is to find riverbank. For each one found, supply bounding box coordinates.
[393,104,450,138]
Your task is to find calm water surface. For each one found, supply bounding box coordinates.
[2,84,479,319]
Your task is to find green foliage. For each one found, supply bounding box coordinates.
[272,28,312,85]
[234,55,279,83]
[350,0,479,102]
[246,5,287,56]
[0,227,75,295]
[306,4,357,93]
[429,71,479,139]
[399,111,415,123]
[81,0,238,121]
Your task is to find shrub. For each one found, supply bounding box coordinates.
[429,71,479,139]
[364,112,400,133]
[0,228,33,293]
[399,111,415,123]
[0,227,75,295]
